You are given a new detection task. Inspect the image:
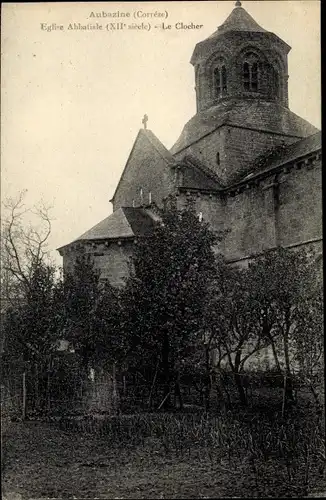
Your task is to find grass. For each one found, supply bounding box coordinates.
[2,396,326,499]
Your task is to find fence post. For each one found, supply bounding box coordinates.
[112,361,119,415]
[281,373,287,418]
[148,358,160,409]
[47,358,51,414]
[22,372,26,420]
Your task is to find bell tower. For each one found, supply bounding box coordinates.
[171,1,318,185]
[191,1,290,112]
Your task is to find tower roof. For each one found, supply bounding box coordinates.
[170,100,319,156]
[191,2,290,65]
[215,4,266,35]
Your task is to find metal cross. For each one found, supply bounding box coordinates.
[142,114,148,129]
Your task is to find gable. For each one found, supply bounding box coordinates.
[111,129,176,211]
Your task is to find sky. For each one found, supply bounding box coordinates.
[1,1,321,266]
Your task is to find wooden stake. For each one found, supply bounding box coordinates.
[148,358,160,408]
[281,373,287,418]
[47,359,51,414]
[158,391,171,411]
[22,372,26,420]
[112,362,119,415]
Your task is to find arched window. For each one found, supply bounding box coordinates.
[243,54,259,92]
[243,62,250,91]
[214,67,221,96]
[214,65,227,98]
[221,66,227,93]
[251,62,258,91]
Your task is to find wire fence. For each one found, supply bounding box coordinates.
[1,354,323,423]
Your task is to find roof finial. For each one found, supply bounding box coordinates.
[235,1,242,7]
[142,114,148,129]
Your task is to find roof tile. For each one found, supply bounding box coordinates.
[59,207,158,249]
[171,100,319,154]
[239,131,322,183]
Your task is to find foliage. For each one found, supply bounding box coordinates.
[120,204,223,406]
[203,262,269,405]
[1,191,62,367]
[63,253,122,370]
[195,247,323,407]
[248,247,323,389]
[2,264,63,363]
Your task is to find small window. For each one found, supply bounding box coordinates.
[214,65,227,98]
[214,67,221,97]
[243,62,250,91]
[251,62,258,91]
[243,58,259,92]
[221,66,227,93]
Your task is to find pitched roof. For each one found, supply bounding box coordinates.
[170,100,319,155]
[144,129,175,162]
[238,131,322,184]
[110,128,175,203]
[177,155,224,191]
[58,207,158,250]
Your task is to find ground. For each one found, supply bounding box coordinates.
[2,421,253,499]
[2,416,325,500]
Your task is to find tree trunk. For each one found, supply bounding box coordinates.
[47,358,51,414]
[174,374,183,410]
[204,346,212,412]
[283,328,293,401]
[22,371,27,420]
[234,351,247,406]
[269,336,282,372]
[34,363,40,412]
[148,358,160,409]
[215,369,226,409]
[112,361,120,415]
[161,332,171,409]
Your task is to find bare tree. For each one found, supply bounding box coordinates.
[1,191,64,416]
[1,190,53,305]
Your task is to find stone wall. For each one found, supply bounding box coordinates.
[277,159,322,247]
[193,31,289,111]
[62,240,133,288]
[176,158,322,264]
[174,125,298,184]
[62,157,322,285]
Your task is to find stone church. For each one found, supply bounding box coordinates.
[58,1,322,286]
